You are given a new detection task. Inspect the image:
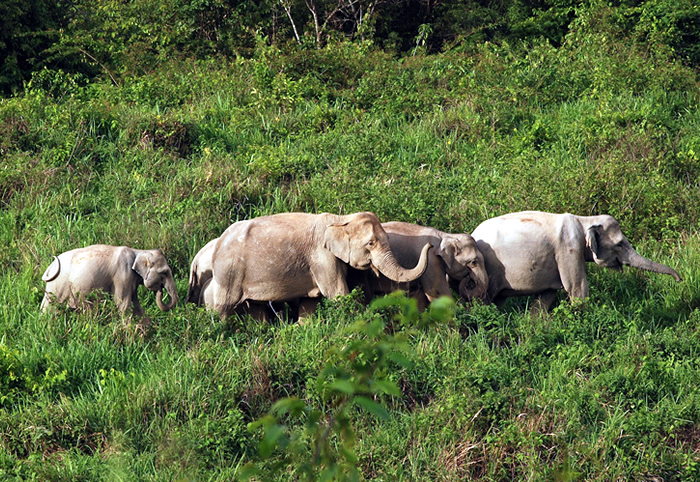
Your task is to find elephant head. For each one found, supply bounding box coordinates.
[584,216,681,281]
[132,250,179,311]
[324,212,430,283]
[438,233,490,302]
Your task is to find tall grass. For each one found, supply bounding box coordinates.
[1,21,700,479]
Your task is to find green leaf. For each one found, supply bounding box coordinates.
[259,423,286,458]
[369,291,404,310]
[354,396,389,420]
[320,465,339,482]
[237,462,259,480]
[372,379,402,397]
[426,296,455,322]
[247,414,276,432]
[329,379,356,394]
[365,317,385,336]
[272,396,306,417]
[388,351,414,369]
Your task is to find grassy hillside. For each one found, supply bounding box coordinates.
[2,8,700,480]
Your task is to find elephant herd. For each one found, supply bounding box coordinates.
[40,210,682,319]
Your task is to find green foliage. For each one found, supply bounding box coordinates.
[1,8,700,479]
[3,0,700,94]
[244,293,454,480]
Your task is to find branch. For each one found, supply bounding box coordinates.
[279,0,302,44]
[78,48,120,87]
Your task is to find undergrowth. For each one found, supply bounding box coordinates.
[1,8,700,480]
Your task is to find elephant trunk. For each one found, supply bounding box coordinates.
[373,243,431,283]
[458,270,490,303]
[625,250,682,282]
[156,275,179,311]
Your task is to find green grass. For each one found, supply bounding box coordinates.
[1,20,700,480]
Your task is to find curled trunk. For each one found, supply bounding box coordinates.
[625,251,682,282]
[156,275,179,311]
[374,243,431,283]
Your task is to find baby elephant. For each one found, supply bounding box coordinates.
[41,245,178,317]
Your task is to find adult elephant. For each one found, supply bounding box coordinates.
[471,211,682,312]
[41,245,178,317]
[187,238,283,320]
[210,212,431,318]
[362,221,489,309]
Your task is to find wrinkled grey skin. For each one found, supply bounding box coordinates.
[187,237,282,320]
[471,211,682,312]
[363,221,489,309]
[41,244,178,317]
[210,212,431,318]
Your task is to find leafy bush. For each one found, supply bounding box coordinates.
[1,9,700,479]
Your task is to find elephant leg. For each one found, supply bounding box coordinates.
[245,302,270,322]
[212,278,244,320]
[310,258,349,298]
[493,294,508,311]
[556,249,589,302]
[68,290,83,310]
[131,297,145,318]
[40,292,53,311]
[530,289,558,316]
[200,278,215,308]
[115,286,142,317]
[297,298,320,321]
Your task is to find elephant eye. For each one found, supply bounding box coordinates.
[367,239,376,247]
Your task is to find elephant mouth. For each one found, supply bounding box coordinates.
[149,281,165,291]
[354,259,372,270]
[458,275,488,302]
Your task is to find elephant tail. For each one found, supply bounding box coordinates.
[42,256,60,282]
[187,272,199,303]
[187,266,200,304]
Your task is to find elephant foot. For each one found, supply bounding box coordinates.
[529,289,559,316]
[136,316,152,337]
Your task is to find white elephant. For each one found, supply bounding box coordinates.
[471,211,681,312]
[41,245,178,317]
[209,212,431,318]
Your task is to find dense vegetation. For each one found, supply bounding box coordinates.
[2,0,700,479]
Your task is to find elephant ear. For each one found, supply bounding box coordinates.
[132,252,151,280]
[585,225,601,258]
[324,222,351,264]
[438,236,459,272]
